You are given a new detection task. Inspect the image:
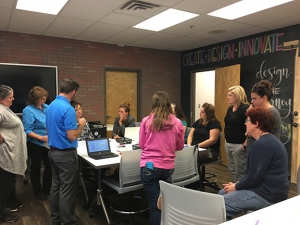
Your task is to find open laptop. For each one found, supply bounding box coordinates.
[86,137,118,160]
[125,127,140,140]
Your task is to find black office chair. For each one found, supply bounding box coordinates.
[199,133,223,191]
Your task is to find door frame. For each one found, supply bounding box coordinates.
[104,68,142,123]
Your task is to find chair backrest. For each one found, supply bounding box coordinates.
[119,149,142,189]
[159,180,226,225]
[171,146,199,186]
[125,126,140,140]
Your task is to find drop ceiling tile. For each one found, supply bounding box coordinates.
[76,22,127,41]
[130,32,179,47]
[44,17,94,37]
[9,10,56,34]
[0,7,11,30]
[104,27,154,44]
[60,0,127,21]
[99,13,144,27]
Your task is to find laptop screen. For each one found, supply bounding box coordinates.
[86,138,110,154]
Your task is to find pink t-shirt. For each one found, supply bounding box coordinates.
[139,114,184,169]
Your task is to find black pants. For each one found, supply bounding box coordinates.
[0,167,15,219]
[27,141,52,194]
[48,149,79,225]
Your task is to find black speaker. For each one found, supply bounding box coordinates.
[89,121,107,138]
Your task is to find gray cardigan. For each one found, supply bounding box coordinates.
[0,104,27,175]
[112,114,135,138]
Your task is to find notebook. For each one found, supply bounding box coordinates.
[85,138,118,160]
[125,127,140,140]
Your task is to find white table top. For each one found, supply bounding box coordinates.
[219,195,300,225]
[77,138,139,169]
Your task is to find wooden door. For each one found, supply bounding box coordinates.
[105,71,138,132]
[291,47,300,183]
[214,64,241,166]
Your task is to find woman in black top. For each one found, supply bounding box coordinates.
[112,102,135,139]
[224,86,250,182]
[187,102,222,165]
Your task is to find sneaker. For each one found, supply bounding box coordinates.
[35,191,47,201]
[9,201,24,212]
[0,214,18,223]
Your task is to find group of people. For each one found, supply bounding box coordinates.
[140,80,288,224]
[0,78,289,224]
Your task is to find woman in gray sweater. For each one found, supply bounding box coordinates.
[0,85,27,223]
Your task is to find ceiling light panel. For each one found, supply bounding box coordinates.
[16,0,68,15]
[133,8,198,31]
[208,0,294,20]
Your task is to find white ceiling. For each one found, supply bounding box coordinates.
[1,0,300,51]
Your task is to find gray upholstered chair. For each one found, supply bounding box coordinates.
[159,180,226,225]
[171,146,199,187]
[102,149,148,224]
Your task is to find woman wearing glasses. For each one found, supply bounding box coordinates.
[219,107,288,219]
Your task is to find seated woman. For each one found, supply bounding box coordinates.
[171,103,188,142]
[112,102,135,139]
[187,102,222,165]
[71,100,93,140]
[219,107,289,219]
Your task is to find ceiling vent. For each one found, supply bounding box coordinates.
[115,1,166,18]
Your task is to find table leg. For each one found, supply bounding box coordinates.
[88,168,111,224]
[79,158,89,204]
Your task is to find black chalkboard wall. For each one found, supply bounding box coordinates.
[181,24,300,173]
[241,50,295,172]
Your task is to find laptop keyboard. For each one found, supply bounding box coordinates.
[91,153,119,160]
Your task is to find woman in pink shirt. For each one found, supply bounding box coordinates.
[139,91,184,225]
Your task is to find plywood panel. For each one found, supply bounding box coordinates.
[215,64,241,166]
[291,49,300,183]
[106,71,137,125]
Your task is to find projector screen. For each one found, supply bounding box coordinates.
[0,63,58,115]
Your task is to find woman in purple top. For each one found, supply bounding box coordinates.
[139,91,184,225]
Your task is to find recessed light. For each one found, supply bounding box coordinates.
[133,8,199,32]
[208,0,293,20]
[16,0,69,15]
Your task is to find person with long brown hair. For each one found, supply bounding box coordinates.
[139,91,184,225]
[187,102,222,165]
[171,102,188,141]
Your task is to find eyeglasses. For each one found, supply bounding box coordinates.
[245,119,251,123]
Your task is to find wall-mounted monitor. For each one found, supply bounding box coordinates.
[0,63,58,115]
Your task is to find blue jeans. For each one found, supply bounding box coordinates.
[140,167,174,225]
[219,189,271,218]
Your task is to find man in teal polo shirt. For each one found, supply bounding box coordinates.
[46,78,86,225]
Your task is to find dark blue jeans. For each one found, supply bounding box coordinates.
[140,167,174,225]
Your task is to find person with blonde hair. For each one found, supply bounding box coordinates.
[112,102,135,139]
[224,85,250,182]
[22,86,51,201]
[140,91,184,225]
